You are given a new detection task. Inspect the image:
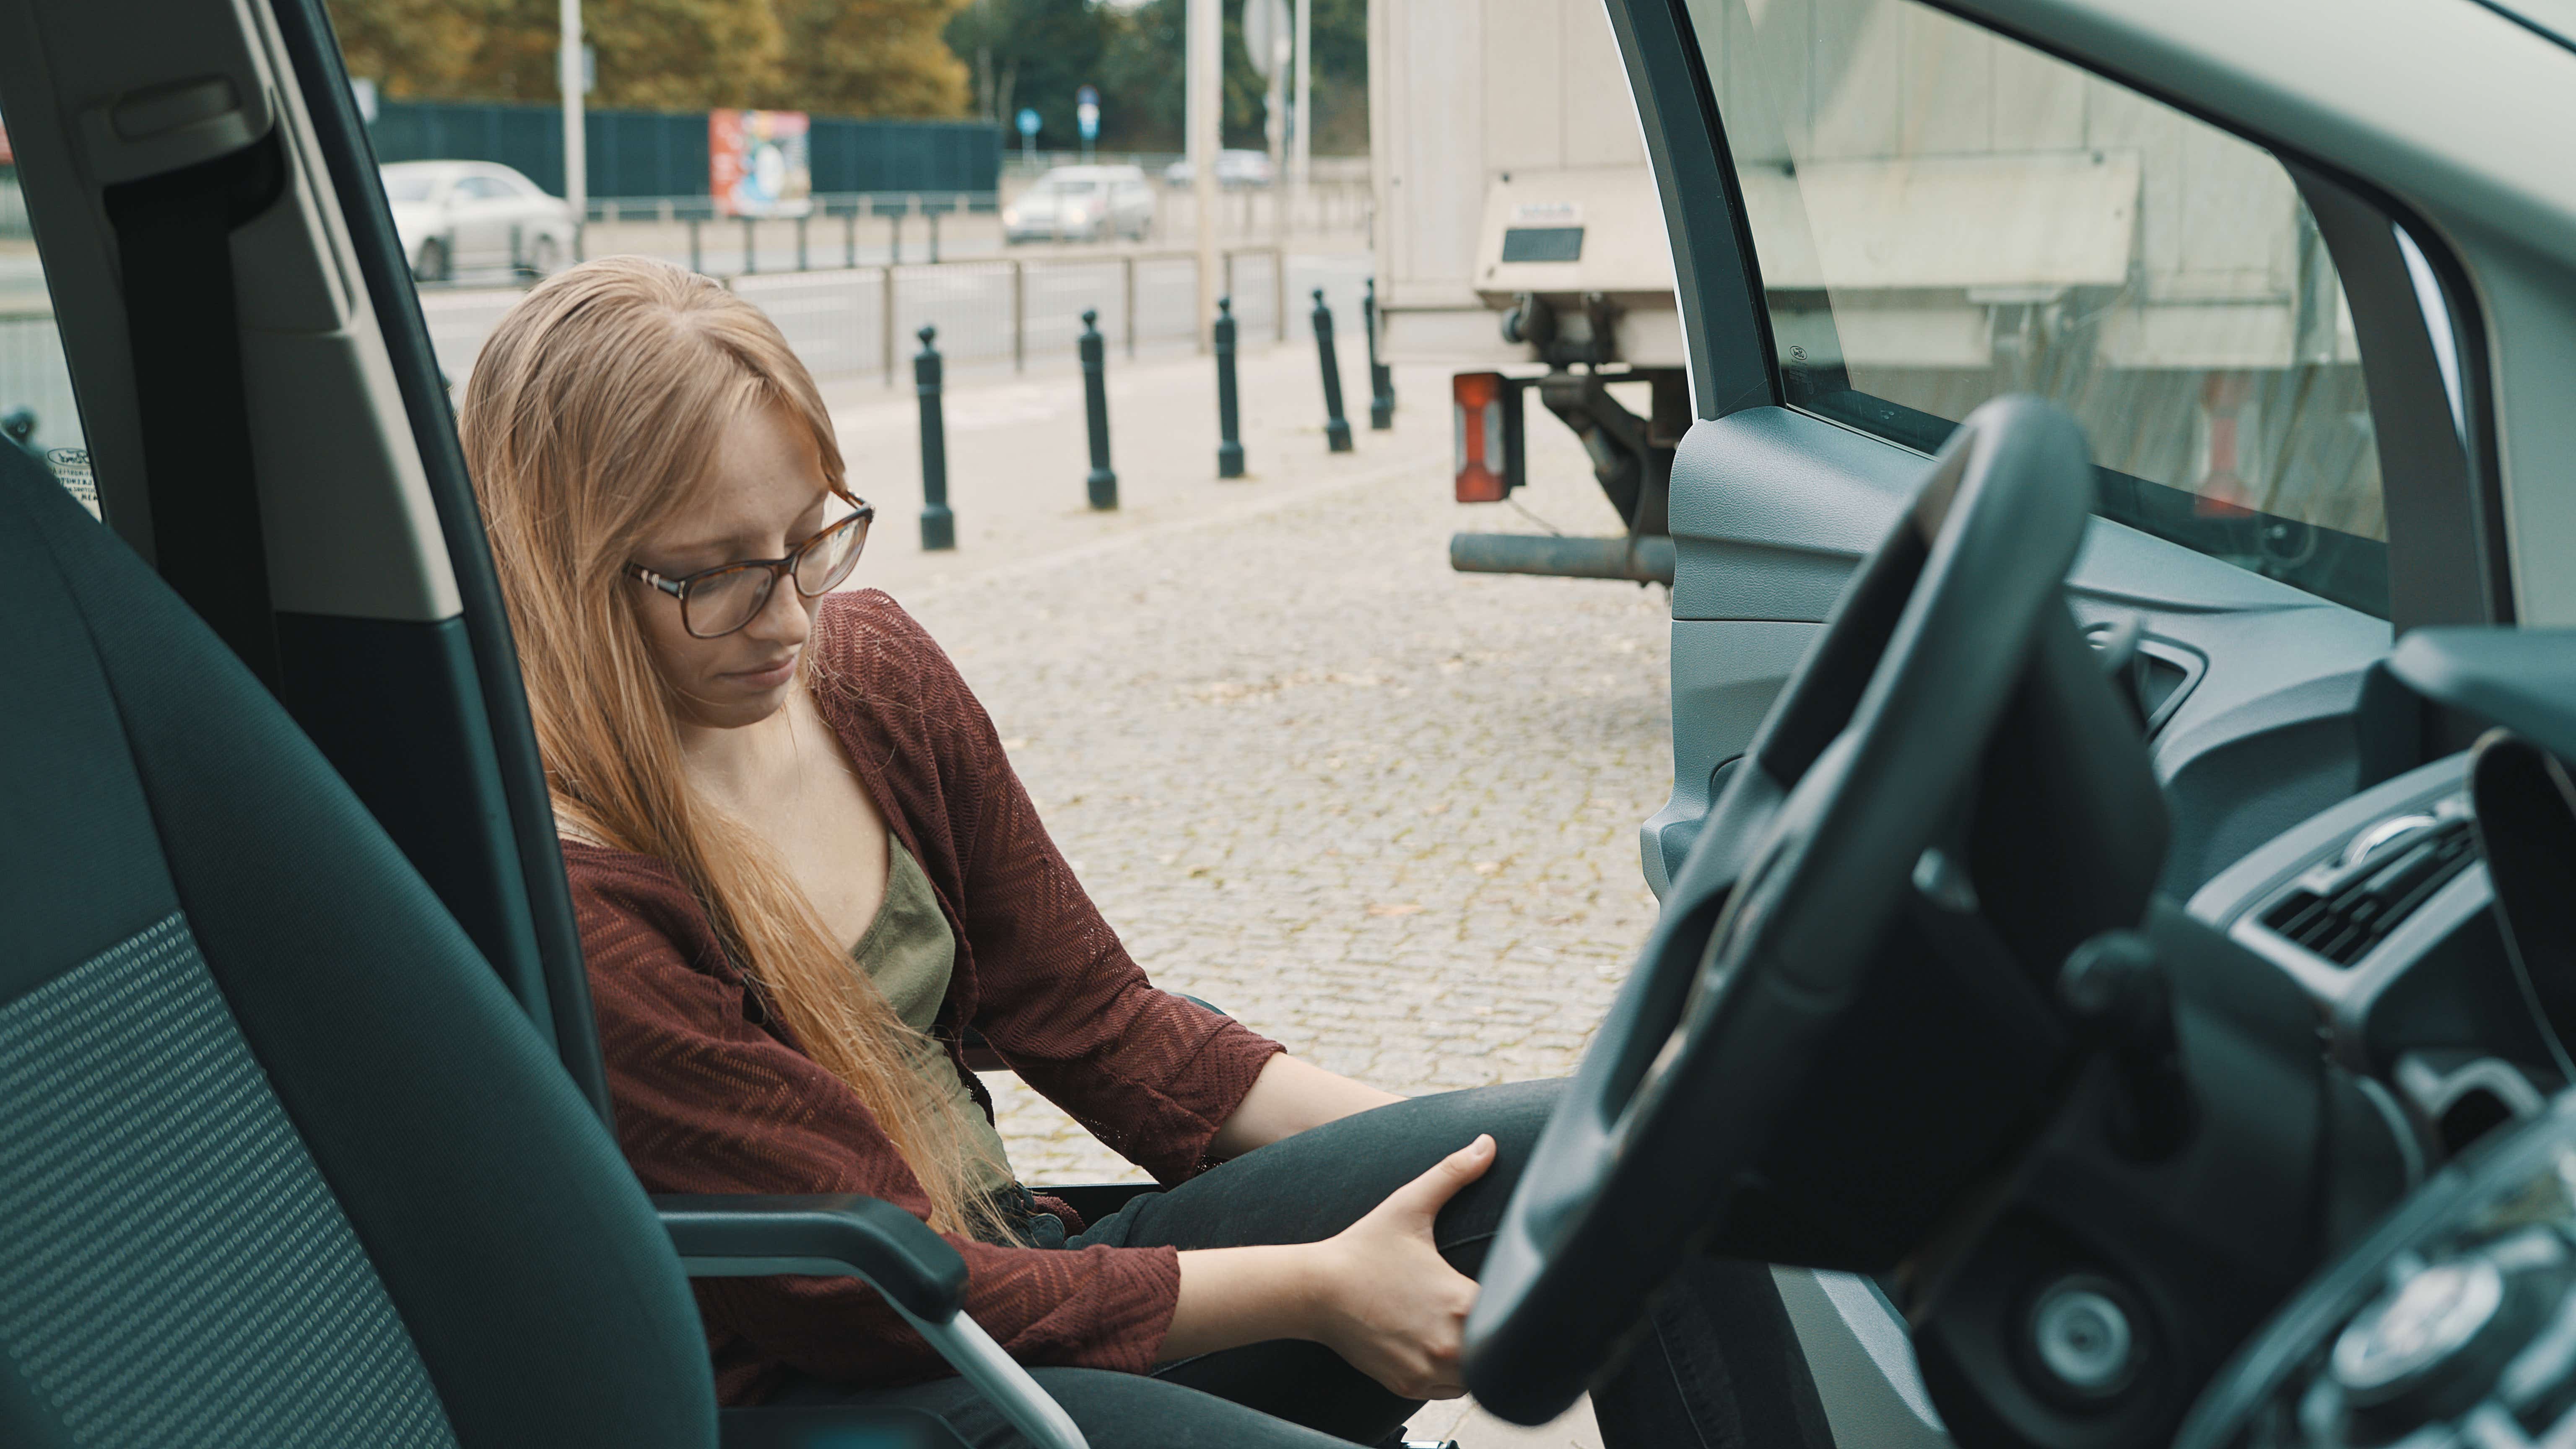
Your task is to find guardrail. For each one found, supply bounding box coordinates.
[585,191,1000,225]
[574,177,1372,266]
[0,244,1363,455]
[414,247,1295,390]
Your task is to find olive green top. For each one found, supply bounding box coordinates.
[852,831,1017,1200]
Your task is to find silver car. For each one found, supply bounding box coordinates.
[382,161,576,282]
[1003,166,1156,244]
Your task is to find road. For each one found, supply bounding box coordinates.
[418,248,1382,390]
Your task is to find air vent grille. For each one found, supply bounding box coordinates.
[2262,816,2479,966]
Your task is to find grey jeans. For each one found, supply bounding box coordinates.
[761,1080,1836,1449]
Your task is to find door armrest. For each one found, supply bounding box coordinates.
[651,1194,1087,1449]
[653,1193,966,1320]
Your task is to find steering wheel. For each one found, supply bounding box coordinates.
[1463,396,2122,1423]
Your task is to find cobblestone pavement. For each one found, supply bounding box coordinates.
[832,326,1652,1447]
[862,354,1673,1182]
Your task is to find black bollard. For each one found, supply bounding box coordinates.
[1311,288,1354,453]
[916,325,956,551]
[1079,309,1118,509]
[1215,296,1245,478]
[1365,277,1395,429]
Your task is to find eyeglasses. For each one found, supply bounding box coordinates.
[624,494,875,639]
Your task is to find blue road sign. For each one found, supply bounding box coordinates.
[1075,86,1100,143]
[1015,107,1041,138]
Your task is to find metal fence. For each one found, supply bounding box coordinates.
[419,248,1290,390]
[0,245,1356,454]
[585,191,997,225]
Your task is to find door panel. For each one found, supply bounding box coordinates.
[1667,408,1919,623]
[1644,618,1817,896]
[1644,402,2394,900]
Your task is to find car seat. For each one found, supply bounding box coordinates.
[0,420,1080,1448]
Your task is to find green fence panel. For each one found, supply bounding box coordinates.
[369,101,1000,199]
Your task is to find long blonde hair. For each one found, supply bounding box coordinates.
[460,255,1012,1241]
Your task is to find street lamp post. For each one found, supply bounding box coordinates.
[1292,0,1310,232]
[559,0,585,230]
[1188,0,1219,351]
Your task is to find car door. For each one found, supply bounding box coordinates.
[447,173,518,269]
[0,0,607,1110]
[1590,0,2507,1446]
[1600,0,2502,906]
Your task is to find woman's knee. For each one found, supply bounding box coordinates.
[1407,1077,1563,1155]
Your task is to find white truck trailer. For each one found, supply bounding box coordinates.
[1368,0,1690,584]
[1367,0,2359,586]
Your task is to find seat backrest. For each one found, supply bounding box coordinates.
[0,442,715,1447]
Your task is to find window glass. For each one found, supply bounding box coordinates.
[0,110,94,513]
[455,175,508,200]
[1686,0,2388,615]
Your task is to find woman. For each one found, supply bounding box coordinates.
[461,256,1828,1448]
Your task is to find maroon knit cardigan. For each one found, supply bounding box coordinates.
[562,590,1284,1405]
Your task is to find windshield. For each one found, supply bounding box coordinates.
[1685,0,2391,616]
[380,171,439,204]
[1033,179,1103,199]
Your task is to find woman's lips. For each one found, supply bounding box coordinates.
[725,655,798,689]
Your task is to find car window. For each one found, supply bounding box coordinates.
[0,108,93,511]
[1685,0,2389,615]
[455,175,508,200]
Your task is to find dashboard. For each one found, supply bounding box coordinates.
[2188,627,2576,1181]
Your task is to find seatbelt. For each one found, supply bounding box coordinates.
[101,136,288,691]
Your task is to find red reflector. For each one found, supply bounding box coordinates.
[1454,372,1506,503]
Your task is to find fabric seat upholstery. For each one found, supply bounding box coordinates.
[0,441,939,1447]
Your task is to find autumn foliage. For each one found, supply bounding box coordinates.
[326,0,973,116]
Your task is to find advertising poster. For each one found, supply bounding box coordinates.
[710,109,813,218]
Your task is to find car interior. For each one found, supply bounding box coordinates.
[6,0,2576,1445]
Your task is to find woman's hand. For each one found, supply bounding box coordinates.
[1306,1134,1498,1400]
[1163,1133,1496,1399]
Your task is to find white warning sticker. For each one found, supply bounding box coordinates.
[46,448,98,520]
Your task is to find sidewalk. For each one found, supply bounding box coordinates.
[822,344,1458,598]
[839,341,1646,1449]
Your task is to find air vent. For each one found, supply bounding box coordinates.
[2261,813,2479,966]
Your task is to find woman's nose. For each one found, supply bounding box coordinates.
[746,568,813,646]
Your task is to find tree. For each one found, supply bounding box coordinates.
[330,0,541,100]
[776,0,971,116]
[1086,0,1366,154]
[326,0,969,114]
[943,0,1111,144]
[589,0,787,108]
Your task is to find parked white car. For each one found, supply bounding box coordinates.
[381,161,576,282]
[1002,166,1156,244]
